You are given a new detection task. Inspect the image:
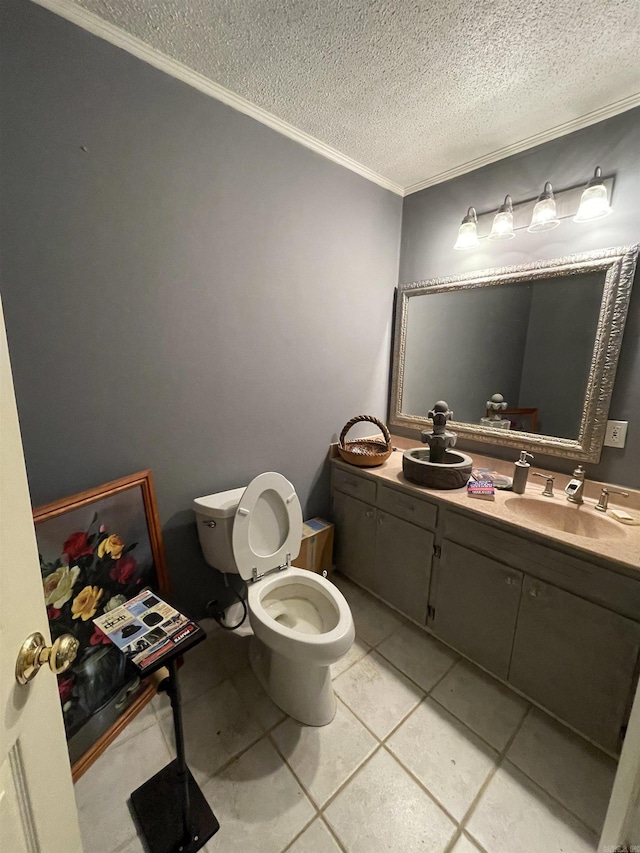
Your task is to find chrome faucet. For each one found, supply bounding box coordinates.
[564,465,586,505]
[595,487,629,512]
[532,472,555,497]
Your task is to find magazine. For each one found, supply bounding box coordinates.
[93,590,200,671]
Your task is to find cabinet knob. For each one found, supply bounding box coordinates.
[528,587,541,598]
[365,510,374,518]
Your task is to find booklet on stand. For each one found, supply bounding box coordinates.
[93,590,201,672]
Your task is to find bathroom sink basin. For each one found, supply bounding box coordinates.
[503,498,626,540]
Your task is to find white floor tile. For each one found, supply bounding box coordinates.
[376,622,458,692]
[158,677,263,784]
[271,701,377,807]
[466,760,598,853]
[324,749,455,853]
[202,737,315,853]
[112,832,146,853]
[110,700,158,748]
[286,817,343,853]
[74,722,173,853]
[331,636,370,679]
[507,708,617,833]
[231,665,286,731]
[388,698,498,821]
[164,627,251,709]
[333,651,424,739]
[333,574,403,646]
[431,660,529,751]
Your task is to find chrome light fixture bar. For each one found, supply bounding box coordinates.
[453,168,614,250]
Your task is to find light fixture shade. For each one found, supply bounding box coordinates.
[454,207,478,250]
[528,182,560,232]
[574,167,611,222]
[489,195,515,240]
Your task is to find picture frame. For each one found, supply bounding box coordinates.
[33,470,170,781]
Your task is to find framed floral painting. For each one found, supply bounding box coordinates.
[33,470,170,781]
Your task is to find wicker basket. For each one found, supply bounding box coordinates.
[337,415,392,468]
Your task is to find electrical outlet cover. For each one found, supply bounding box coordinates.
[604,420,628,448]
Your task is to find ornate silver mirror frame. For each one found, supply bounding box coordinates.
[389,245,638,463]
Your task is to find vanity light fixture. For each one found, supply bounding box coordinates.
[489,195,515,240]
[453,206,478,250]
[574,166,612,222]
[527,182,560,232]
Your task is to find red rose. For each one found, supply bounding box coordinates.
[109,554,137,585]
[63,531,93,562]
[90,626,111,646]
[47,605,62,620]
[58,675,73,703]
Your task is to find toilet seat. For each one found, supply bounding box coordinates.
[232,472,303,582]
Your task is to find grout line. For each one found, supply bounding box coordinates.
[316,744,383,814]
[456,704,532,843]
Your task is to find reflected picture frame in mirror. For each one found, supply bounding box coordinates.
[389,245,638,463]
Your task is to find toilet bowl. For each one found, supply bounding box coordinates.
[193,472,354,726]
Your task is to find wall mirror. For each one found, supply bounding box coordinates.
[389,245,638,462]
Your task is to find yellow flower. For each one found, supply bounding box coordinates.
[43,565,80,609]
[72,586,103,621]
[98,534,125,560]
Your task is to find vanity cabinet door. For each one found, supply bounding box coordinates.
[332,491,376,589]
[373,511,432,624]
[510,576,640,753]
[430,540,523,679]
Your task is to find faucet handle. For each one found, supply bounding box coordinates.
[532,472,555,497]
[595,487,629,512]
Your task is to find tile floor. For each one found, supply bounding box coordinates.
[74,573,618,853]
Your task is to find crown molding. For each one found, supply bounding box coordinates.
[403,93,640,196]
[30,0,405,196]
[28,1,640,200]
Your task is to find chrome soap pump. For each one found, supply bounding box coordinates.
[512,450,534,494]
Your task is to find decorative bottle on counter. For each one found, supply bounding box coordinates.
[512,450,534,494]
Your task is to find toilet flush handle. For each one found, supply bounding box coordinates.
[238,508,250,516]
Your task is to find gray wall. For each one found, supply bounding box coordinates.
[0,0,402,614]
[400,108,640,487]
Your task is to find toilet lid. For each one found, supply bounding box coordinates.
[232,472,303,581]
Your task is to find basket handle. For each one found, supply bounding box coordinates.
[339,415,392,450]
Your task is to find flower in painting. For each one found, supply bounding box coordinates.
[43,564,81,609]
[58,675,74,704]
[71,585,103,621]
[89,626,111,646]
[98,534,125,560]
[109,555,137,585]
[104,594,126,612]
[63,531,93,562]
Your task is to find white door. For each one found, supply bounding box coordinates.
[0,294,82,852]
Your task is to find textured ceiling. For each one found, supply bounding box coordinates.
[67,0,640,191]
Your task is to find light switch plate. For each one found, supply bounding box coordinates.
[604,420,628,448]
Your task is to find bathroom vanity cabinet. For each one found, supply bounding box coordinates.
[331,458,640,753]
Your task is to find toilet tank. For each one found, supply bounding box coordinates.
[193,487,246,574]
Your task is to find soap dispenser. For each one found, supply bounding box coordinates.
[512,451,534,494]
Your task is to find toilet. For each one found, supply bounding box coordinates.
[193,472,355,726]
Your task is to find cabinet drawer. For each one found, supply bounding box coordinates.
[332,467,377,503]
[377,484,438,531]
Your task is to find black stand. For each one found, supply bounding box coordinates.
[130,647,220,852]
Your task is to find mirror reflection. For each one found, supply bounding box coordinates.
[390,246,638,462]
[401,272,604,440]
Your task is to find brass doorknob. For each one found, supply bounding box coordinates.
[15,631,80,686]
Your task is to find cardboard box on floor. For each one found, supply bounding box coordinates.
[292,517,334,574]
